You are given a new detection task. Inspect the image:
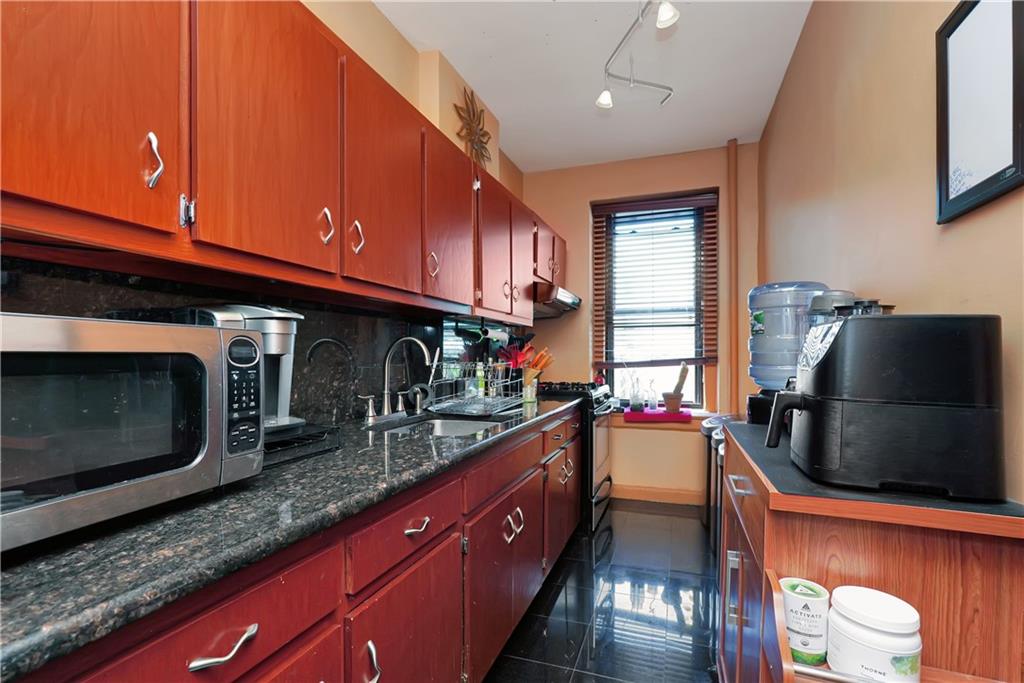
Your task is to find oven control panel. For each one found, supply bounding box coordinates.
[226,336,262,455]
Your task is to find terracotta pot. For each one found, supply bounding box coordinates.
[662,392,683,413]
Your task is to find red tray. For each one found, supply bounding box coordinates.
[623,407,693,423]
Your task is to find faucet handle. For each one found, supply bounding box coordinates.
[358,394,377,419]
[396,392,406,413]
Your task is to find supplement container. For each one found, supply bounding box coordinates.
[827,586,922,682]
[780,577,829,665]
[748,281,828,390]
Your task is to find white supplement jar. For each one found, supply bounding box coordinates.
[827,586,922,682]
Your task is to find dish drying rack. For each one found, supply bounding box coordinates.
[428,360,524,417]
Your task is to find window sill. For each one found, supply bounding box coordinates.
[609,410,713,433]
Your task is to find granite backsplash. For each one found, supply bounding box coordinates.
[0,257,452,424]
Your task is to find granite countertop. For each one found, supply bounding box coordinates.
[726,422,1024,519]
[0,398,582,682]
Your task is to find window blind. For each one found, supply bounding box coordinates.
[591,191,718,370]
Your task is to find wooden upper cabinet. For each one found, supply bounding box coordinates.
[423,128,474,305]
[476,170,512,314]
[534,221,555,283]
[1,1,187,233]
[194,1,340,273]
[511,200,535,322]
[344,56,423,293]
[553,233,567,289]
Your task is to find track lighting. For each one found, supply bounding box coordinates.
[596,88,614,109]
[656,1,680,29]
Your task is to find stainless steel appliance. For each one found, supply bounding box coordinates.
[533,283,582,319]
[107,304,304,433]
[538,382,613,530]
[0,313,264,550]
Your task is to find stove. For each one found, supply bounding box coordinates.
[538,381,614,530]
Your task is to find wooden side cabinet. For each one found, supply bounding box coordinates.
[423,127,475,305]
[1,1,188,233]
[533,221,555,283]
[511,199,535,322]
[475,169,513,315]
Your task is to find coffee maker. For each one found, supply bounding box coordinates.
[187,305,305,432]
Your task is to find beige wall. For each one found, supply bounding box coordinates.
[760,1,1024,500]
[499,150,525,201]
[609,428,707,502]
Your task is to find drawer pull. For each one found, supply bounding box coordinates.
[502,514,516,544]
[552,433,563,441]
[403,516,431,536]
[187,623,258,672]
[144,131,164,189]
[564,458,575,478]
[511,506,525,534]
[728,474,755,497]
[367,639,382,683]
[558,465,569,486]
[571,423,580,429]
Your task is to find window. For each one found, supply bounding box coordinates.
[592,191,718,406]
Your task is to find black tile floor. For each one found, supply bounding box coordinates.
[485,500,718,683]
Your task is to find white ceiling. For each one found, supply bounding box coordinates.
[376,1,810,172]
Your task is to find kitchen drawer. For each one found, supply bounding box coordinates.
[244,624,343,683]
[564,412,582,443]
[345,479,460,595]
[723,438,768,560]
[542,419,569,455]
[463,432,543,514]
[83,548,342,683]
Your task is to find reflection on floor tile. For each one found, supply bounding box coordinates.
[489,500,718,683]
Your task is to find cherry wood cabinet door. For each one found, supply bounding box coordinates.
[738,530,763,683]
[534,221,555,283]
[512,469,545,620]
[344,56,423,292]
[248,625,343,683]
[553,233,568,289]
[346,534,462,683]
[464,486,518,682]
[543,451,568,568]
[511,200,535,321]
[1,1,186,233]
[194,1,339,272]
[563,438,582,536]
[423,128,474,304]
[476,171,512,314]
[719,492,742,683]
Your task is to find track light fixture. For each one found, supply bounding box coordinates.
[595,0,678,109]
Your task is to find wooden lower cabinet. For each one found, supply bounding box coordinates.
[543,437,582,567]
[246,625,343,683]
[345,534,462,682]
[464,469,545,683]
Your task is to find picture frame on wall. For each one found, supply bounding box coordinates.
[936,0,1023,224]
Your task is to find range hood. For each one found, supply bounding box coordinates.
[533,283,581,319]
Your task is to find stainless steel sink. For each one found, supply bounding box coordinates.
[420,419,500,437]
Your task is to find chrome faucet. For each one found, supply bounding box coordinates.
[382,336,432,416]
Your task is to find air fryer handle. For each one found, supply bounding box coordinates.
[765,391,806,448]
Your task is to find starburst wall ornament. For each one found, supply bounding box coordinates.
[455,87,492,166]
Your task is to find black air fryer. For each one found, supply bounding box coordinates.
[765,315,1004,500]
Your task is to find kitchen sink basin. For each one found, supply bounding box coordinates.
[420,419,501,437]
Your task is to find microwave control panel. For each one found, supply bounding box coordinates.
[226,336,262,455]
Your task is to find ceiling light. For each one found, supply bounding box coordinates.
[655,1,680,29]
[595,88,614,109]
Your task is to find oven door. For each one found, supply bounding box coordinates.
[0,313,229,550]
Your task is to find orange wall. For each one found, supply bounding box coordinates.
[760,1,1024,500]
[523,144,760,413]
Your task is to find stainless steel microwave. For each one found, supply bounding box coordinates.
[0,313,265,551]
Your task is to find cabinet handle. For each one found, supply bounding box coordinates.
[472,177,481,191]
[571,423,580,430]
[553,261,561,276]
[144,131,164,189]
[427,251,440,278]
[319,207,336,245]
[564,458,574,477]
[502,514,516,543]
[727,474,755,498]
[511,284,521,302]
[502,280,512,299]
[351,219,365,254]
[367,639,382,683]
[187,623,258,672]
[552,433,563,441]
[558,465,569,486]
[511,506,525,534]
[724,550,741,626]
[403,516,431,536]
